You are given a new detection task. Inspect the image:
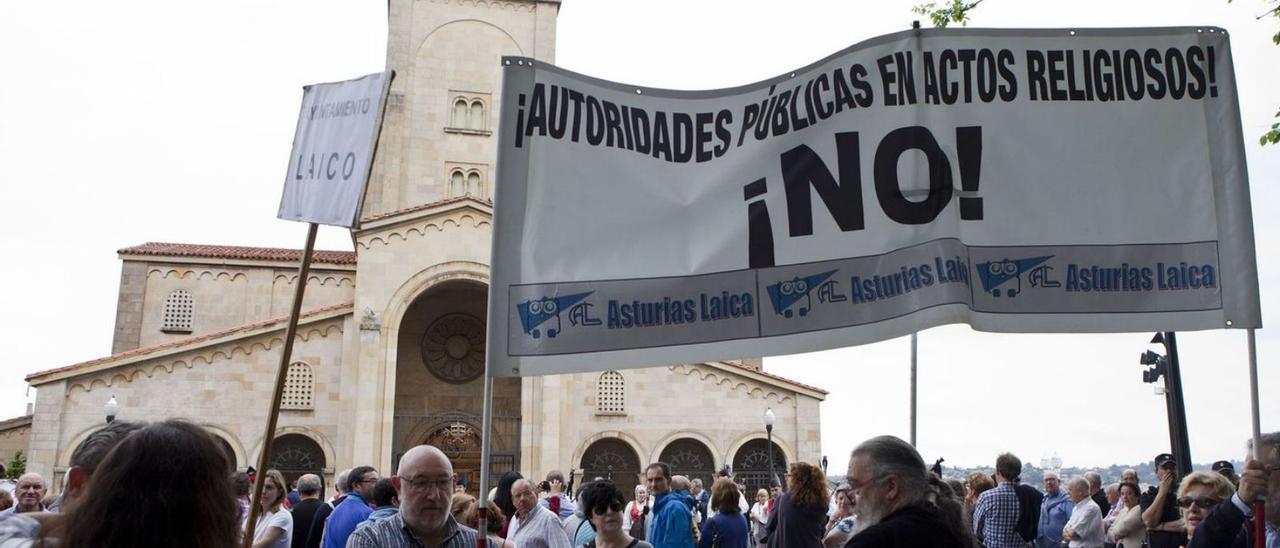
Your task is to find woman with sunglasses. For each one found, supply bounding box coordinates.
[1175,472,1235,542]
[581,480,654,548]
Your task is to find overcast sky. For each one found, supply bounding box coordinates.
[0,0,1275,472]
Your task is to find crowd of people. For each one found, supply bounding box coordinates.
[0,420,1275,548]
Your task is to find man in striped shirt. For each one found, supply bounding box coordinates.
[973,453,1026,548]
[347,445,491,548]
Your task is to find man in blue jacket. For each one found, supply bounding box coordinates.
[646,462,695,548]
[1036,471,1073,548]
[322,465,378,548]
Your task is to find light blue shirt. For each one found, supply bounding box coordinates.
[1037,490,1073,548]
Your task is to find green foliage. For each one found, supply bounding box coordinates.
[4,450,26,479]
[912,0,985,28]
[1235,0,1280,145]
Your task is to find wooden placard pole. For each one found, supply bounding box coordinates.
[242,222,318,548]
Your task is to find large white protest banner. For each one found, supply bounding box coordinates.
[487,27,1261,377]
[278,71,392,227]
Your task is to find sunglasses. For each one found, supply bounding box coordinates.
[592,501,624,515]
[1176,496,1222,509]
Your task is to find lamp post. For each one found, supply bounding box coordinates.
[1140,332,1192,478]
[764,407,777,488]
[104,395,118,424]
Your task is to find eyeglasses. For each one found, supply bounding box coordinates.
[401,476,452,493]
[592,501,624,515]
[845,473,887,493]
[1176,496,1222,509]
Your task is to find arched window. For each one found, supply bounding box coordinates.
[452,99,468,129]
[469,100,484,130]
[466,171,482,196]
[282,362,314,410]
[162,289,194,333]
[596,370,626,414]
[450,170,466,197]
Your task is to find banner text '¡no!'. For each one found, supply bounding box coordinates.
[744,126,983,269]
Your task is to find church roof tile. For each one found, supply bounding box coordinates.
[118,242,356,265]
[25,302,353,383]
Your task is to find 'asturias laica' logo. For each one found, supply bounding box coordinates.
[517,292,593,338]
[977,256,1056,298]
[767,270,837,318]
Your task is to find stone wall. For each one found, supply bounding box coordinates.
[0,417,31,473]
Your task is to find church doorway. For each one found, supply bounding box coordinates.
[580,438,641,500]
[269,433,326,487]
[732,439,787,496]
[658,438,716,491]
[392,279,521,494]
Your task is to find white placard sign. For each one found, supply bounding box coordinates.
[487,27,1261,377]
[278,71,391,227]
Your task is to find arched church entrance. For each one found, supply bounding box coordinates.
[270,433,325,486]
[732,439,787,496]
[392,279,521,495]
[580,438,642,500]
[658,438,716,491]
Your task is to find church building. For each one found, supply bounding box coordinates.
[6,0,825,498]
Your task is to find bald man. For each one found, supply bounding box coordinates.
[509,478,573,548]
[0,473,46,517]
[346,445,486,547]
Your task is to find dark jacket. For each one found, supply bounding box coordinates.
[765,492,826,548]
[1092,490,1112,518]
[1015,483,1044,543]
[699,512,750,548]
[1188,497,1252,548]
[290,498,325,548]
[843,504,967,548]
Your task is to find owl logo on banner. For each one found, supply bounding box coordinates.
[767,270,838,318]
[977,256,1056,298]
[517,292,594,338]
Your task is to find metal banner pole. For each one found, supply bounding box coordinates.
[910,332,918,447]
[242,222,318,548]
[1246,329,1265,548]
[477,370,495,548]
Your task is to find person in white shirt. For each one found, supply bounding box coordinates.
[251,469,293,548]
[509,478,573,548]
[1063,476,1105,548]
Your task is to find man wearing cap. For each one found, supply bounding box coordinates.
[1140,453,1185,548]
[1213,461,1240,488]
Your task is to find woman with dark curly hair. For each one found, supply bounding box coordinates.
[580,480,653,548]
[765,462,830,548]
[493,471,524,539]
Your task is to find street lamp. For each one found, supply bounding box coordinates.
[104,395,119,424]
[764,407,777,488]
[1140,332,1192,478]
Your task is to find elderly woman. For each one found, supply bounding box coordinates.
[623,484,650,539]
[1106,481,1146,548]
[1176,471,1235,542]
[822,485,855,548]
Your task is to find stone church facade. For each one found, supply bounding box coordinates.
[9,0,825,498]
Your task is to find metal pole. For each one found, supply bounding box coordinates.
[1246,329,1265,548]
[243,222,317,548]
[1163,332,1193,478]
[910,332,918,447]
[767,424,776,488]
[476,370,495,548]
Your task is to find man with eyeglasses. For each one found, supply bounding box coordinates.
[842,435,971,547]
[509,478,573,548]
[347,445,491,547]
[322,465,378,548]
[1189,431,1279,548]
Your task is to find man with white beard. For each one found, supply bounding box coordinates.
[842,435,975,547]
